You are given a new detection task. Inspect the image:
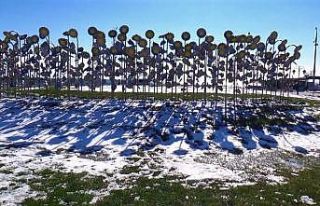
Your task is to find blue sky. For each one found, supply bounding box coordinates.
[1,0,319,74]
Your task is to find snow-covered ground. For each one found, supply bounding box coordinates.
[0,97,320,205]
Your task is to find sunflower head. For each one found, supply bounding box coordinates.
[96,37,106,47]
[268,31,278,44]
[197,28,207,38]
[239,35,247,43]
[293,51,300,60]
[181,32,190,41]
[174,41,182,50]
[108,30,117,38]
[88,27,98,36]
[208,43,217,51]
[294,45,302,52]
[91,46,100,56]
[58,38,68,47]
[120,25,129,34]
[145,30,155,39]
[31,35,39,44]
[117,33,127,42]
[110,46,118,55]
[0,41,8,52]
[39,27,49,39]
[218,43,228,57]
[94,31,105,40]
[224,30,233,42]
[252,36,261,44]
[132,34,141,42]
[151,44,161,55]
[125,46,135,58]
[205,35,214,43]
[69,28,78,38]
[165,32,174,42]
[257,42,266,52]
[138,39,148,48]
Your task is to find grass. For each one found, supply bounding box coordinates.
[314,114,320,121]
[22,169,106,206]
[235,115,288,128]
[20,165,320,205]
[2,87,222,101]
[120,165,141,174]
[0,168,13,174]
[281,96,320,107]
[2,88,319,107]
[97,166,320,206]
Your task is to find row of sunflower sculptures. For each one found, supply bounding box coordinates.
[0,26,301,100]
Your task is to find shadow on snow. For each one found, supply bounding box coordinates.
[0,98,317,157]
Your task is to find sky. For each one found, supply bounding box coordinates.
[0,0,319,76]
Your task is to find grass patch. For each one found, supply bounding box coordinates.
[3,88,319,107]
[120,165,141,174]
[21,165,320,205]
[313,114,320,122]
[236,115,288,128]
[127,157,141,163]
[16,171,28,176]
[282,96,320,107]
[0,168,13,174]
[22,169,107,206]
[97,166,320,206]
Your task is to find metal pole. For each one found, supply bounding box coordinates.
[313,27,318,84]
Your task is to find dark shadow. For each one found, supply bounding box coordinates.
[0,98,317,158]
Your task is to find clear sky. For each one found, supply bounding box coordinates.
[0,0,319,75]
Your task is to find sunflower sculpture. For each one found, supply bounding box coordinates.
[0,26,302,119]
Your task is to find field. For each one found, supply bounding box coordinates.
[0,91,320,205]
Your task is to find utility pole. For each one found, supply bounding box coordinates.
[298,66,302,78]
[313,27,318,84]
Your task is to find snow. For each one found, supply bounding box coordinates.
[289,91,320,101]
[0,97,320,205]
[300,195,317,205]
[170,161,241,181]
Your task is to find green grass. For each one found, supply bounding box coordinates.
[0,168,13,174]
[236,115,288,128]
[281,96,320,107]
[313,114,320,122]
[97,166,320,206]
[120,165,141,174]
[2,87,319,107]
[22,169,107,206]
[21,165,320,206]
[6,88,225,101]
